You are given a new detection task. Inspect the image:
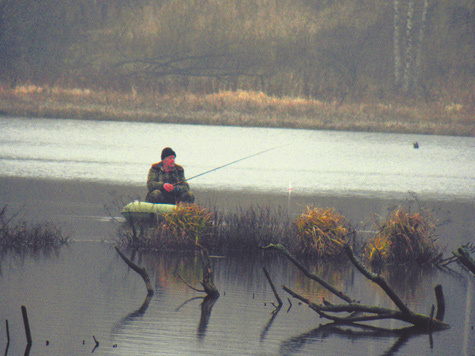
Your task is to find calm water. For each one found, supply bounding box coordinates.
[0,117,474,355]
[0,117,474,200]
[0,243,474,356]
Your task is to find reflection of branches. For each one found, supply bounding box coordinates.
[197,295,219,341]
[264,243,449,330]
[111,247,155,336]
[175,296,204,312]
[260,309,279,342]
[174,294,219,342]
[279,322,436,356]
[111,293,153,334]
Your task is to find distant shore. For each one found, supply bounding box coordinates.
[1,176,473,252]
[1,86,473,136]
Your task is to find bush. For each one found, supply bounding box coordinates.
[293,206,351,259]
[364,207,439,266]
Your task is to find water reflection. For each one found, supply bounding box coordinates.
[279,323,442,356]
[1,243,473,355]
[111,293,153,335]
[197,295,219,341]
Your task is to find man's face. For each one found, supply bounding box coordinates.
[163,155,175,171]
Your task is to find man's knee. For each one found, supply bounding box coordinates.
[146,190,194,204]
[146,190,169,204]
[178,191,195,204]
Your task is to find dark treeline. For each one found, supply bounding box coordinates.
[0,0,473,104]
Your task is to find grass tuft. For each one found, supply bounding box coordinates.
[293,206,351,259]
[363,207,439,266]
[0,205,68,251]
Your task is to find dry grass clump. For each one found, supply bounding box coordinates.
[363,207,440,267]
[293,206,351,259]
[147,203,215,251]
[119,203,217,251]
[0,206,68,251]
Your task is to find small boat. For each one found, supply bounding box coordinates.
[121,200,176,222]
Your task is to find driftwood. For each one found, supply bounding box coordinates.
[115,247,154,296]
[263,243,450,330]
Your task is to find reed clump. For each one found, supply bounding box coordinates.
[119,202,445,267]
[363,207,440,267]
[213,206,293,254]
[293,206,351,259]
[145,204,216,250]
[0,205,68,251]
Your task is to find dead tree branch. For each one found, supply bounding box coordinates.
[198,247,220,297]
[262,244,354,303]
[263,266,283,310]
[344,245,410,314]
[115,247,154,296]
[263,243,449,330]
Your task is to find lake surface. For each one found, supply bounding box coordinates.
[0,117,474,355]
[1,243,474,356]
[0,117,474,200]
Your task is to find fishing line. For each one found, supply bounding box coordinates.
[175,143,290,185]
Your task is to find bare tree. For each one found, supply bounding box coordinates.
[393,0,430,93]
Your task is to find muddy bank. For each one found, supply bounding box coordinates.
[0,176,473,251]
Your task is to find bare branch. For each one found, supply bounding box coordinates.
[115,247,154,296]
[263,266,283,309]
[262,243,354,303]
[344,245,411,314]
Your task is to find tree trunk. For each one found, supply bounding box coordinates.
[402,0,415,92]
[411,0,429,91]
[393,0,402,87]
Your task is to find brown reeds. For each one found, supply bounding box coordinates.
[0,205,68,251]
[118,202,447,269]
[293,206,351,259]
[363,207,439,266]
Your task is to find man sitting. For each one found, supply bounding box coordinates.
[145,147,195,205]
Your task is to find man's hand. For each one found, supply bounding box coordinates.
[163,183,174,192]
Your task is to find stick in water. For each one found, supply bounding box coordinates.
[21,306,32,345]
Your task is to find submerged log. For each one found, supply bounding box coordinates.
[263,243,450,330]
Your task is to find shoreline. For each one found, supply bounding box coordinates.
[1,89,473,137]
[1,176,473,251]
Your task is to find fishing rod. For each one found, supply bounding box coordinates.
[174,143,289,185]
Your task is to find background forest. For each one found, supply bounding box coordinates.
[0,0,473,118]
